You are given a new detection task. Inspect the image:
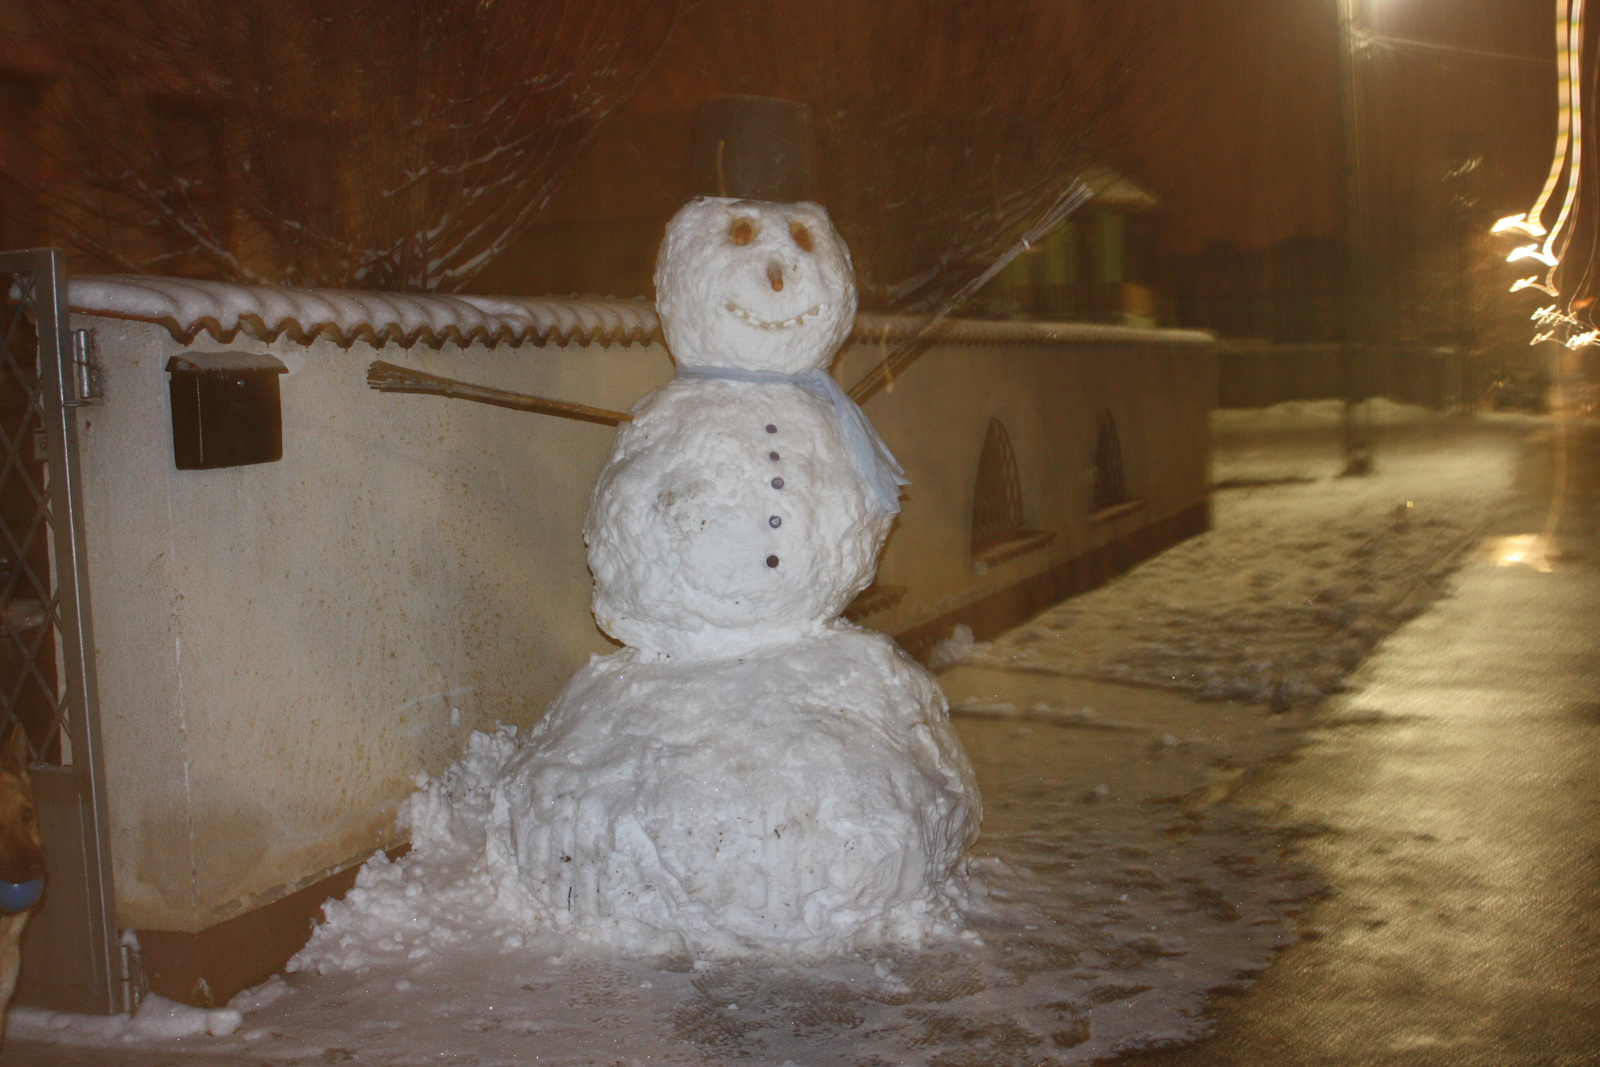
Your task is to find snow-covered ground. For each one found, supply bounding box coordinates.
[941,400,1526,709]
[8,401,1532,1066]
[14,720,1323,1066]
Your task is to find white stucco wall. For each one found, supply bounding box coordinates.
[75,315,671,931]
[73,312,1210,933]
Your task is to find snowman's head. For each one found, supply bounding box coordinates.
[655,197,857,374]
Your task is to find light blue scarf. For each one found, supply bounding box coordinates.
[675,365,908,514]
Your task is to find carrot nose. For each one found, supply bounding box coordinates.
[767,263,784,292]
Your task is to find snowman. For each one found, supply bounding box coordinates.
[486,197,981,956]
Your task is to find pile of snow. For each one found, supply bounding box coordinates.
[295,639,982,967]
[8,985,275,1044]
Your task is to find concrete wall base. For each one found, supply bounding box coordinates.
[135,846,408,1008]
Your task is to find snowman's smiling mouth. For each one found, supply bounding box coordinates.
[724,302,823,331]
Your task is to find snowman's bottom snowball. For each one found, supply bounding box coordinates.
[487,627,981,956]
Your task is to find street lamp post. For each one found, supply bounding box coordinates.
[1337,0,1374,474]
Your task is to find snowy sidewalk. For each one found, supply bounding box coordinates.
[943,402,1531,710]
[1113,414,1600,1066]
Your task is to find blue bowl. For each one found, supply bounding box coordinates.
[0,878,43,912]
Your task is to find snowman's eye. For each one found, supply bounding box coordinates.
[729,218,757,246]
[790,222,813,251]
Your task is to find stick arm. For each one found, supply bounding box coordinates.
[367,361,632,427]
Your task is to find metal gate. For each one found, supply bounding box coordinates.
[1,249,123,1014]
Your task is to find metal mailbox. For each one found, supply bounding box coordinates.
[166,352,288,470]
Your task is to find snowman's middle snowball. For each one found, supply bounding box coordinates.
[586,376,889,659]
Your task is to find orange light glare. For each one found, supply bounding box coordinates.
[1491,0,1592,348]
[1492,214,1546,236]
[1488,534,1553,572]
[1507,245,1561,267]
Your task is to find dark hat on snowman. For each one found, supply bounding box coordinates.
[690,95,816,204]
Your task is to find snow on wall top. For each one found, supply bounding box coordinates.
[67,276,660,349]
[67,276,1212,350]
[850,312,1211,347]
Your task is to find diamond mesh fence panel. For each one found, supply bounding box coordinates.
[1,249,124,1015]
[1,266,68,765]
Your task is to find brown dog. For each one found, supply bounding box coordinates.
[0,724,45,1040]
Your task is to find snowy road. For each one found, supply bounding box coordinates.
[10,403,1580,1066]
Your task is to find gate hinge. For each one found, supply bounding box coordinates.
[120,929,147,1013]
[67,328,103,407]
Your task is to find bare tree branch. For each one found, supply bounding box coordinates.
[665,0,1197,310]
[22,0,683,290]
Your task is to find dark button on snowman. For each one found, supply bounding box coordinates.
[488,99,979,956]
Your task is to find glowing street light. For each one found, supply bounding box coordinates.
[1491,0,1593,349]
